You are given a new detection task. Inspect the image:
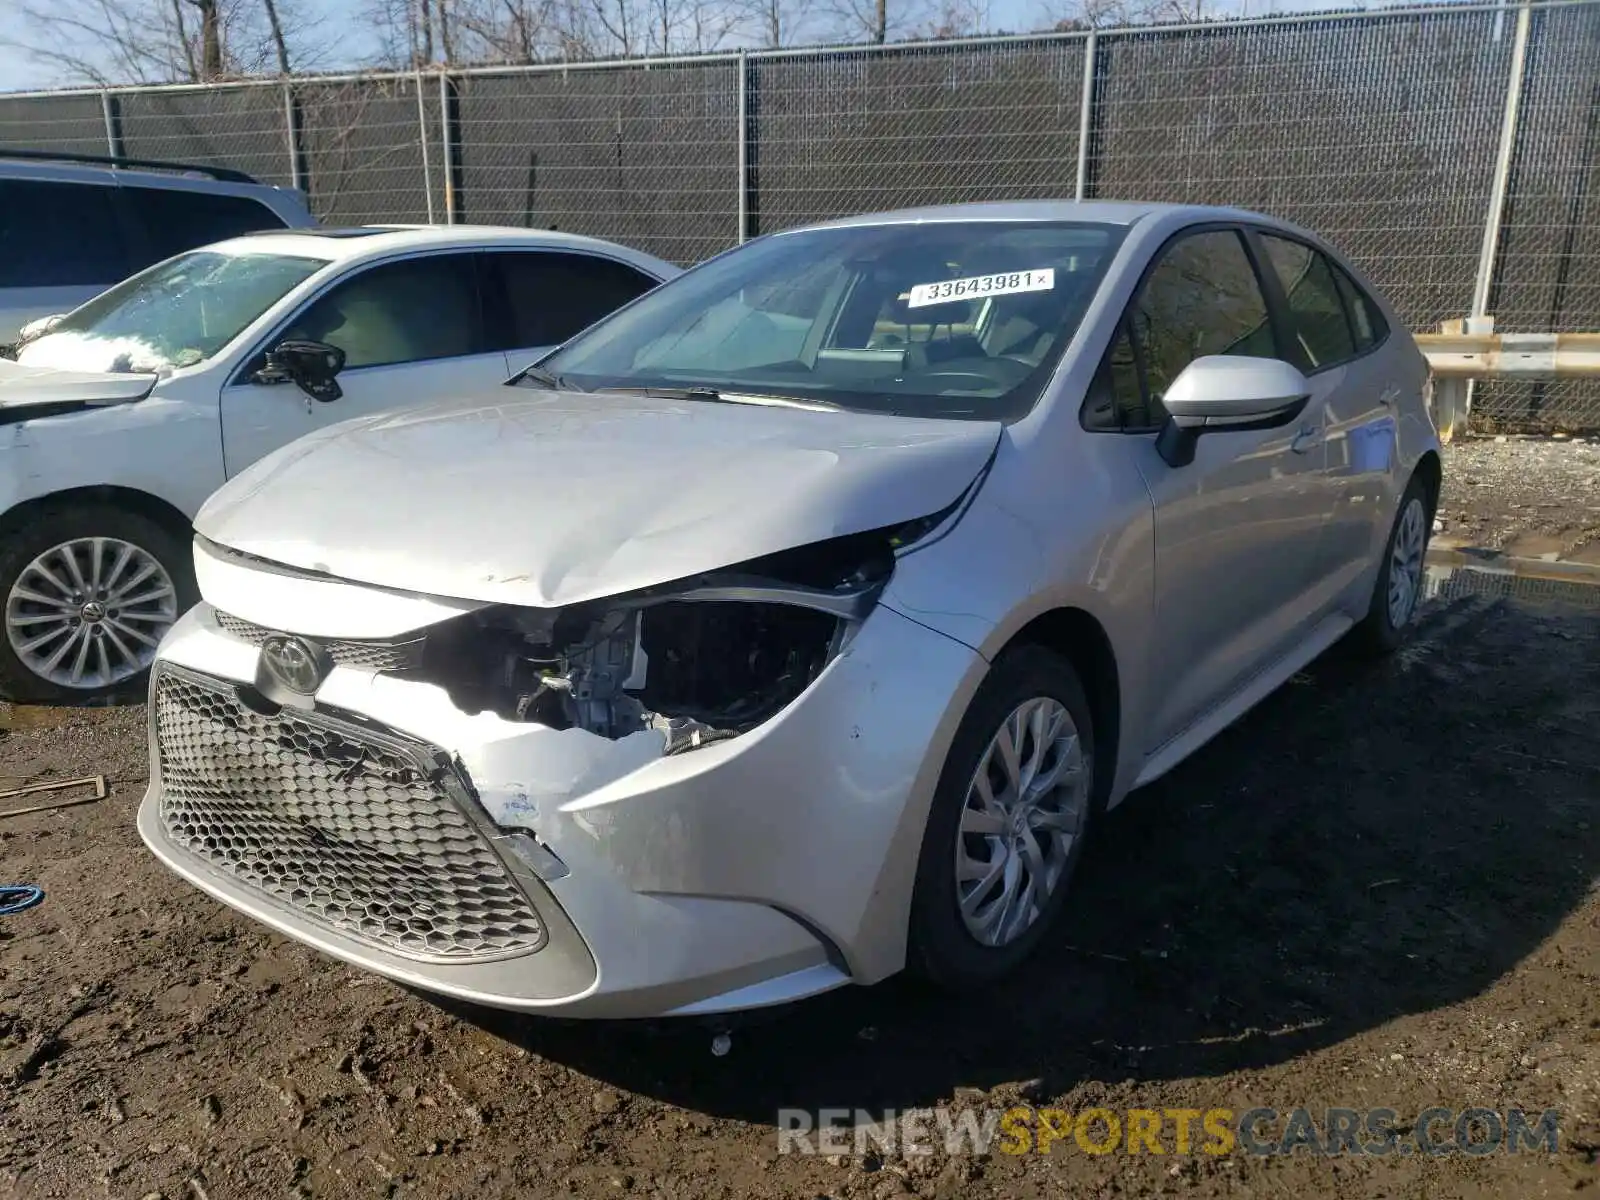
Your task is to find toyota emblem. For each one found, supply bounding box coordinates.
[259,634,329,697]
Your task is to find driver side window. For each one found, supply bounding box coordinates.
[279,254,483,371]
[1090,228,1277,432]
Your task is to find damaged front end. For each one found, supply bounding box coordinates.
[219,508,956,755]
[393,524,921,752]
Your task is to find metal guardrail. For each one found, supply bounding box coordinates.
[1417,332,1600,379]
[1418,323,1600,442]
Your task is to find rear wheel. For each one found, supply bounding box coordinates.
[908,647,1095,990]
[0,504,196,703]
[1349,474,1432,657]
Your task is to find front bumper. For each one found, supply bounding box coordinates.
[139,598,984,1018]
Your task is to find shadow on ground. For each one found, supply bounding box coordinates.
[447,583,1600,1122]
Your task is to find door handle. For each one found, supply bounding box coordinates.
[1379,385,1401,408]
[1290,424,1321,454]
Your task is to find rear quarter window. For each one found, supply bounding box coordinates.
[1331,262,1389,350]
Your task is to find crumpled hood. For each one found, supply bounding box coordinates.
[0,358,158,411]
[196,390,1001,608]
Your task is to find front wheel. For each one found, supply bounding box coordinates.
[0,504,197,704]
[1348,475,1432,657]
[907,647,1096,990]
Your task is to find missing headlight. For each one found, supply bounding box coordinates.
[408,516,941,751]
[406,528,908,752]
[636,601,838,732]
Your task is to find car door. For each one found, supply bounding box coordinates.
[484,249,665,374]
[219,251,505,477]
[1098,226,1331,755]
[1252,231,1402,608]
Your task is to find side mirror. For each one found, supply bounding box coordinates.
[257,339,347,403]
[1155,356,1311,468]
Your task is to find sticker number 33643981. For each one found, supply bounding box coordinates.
[906,268,1055,308]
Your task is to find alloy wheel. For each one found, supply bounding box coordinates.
[1387,496,1428,629]
[4,537,178,690]
[954,695,1088,948]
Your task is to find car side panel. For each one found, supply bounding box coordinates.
[0,377,226,521]
[881,424,1158,813]
[1134,415,1330,755]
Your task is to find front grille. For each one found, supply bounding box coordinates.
[153,665,545,961]
[213,610,425,673]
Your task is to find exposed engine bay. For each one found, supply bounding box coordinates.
[406,528,906,753]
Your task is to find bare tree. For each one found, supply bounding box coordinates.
[739,0,820,47]
[822,0,924,45]
[171,0,199,77]
[191,0,225,76]
[261,0,292,73]
[435,0,458,59]
[1039,0,1206,29]
[361,0,432,66]
[681,0,746,49]
[16,0,327,84]
[921,0,988,37]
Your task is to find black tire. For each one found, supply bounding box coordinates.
[1348,473,1433,658]
[907,646,1096,991]
[0,503,197,704]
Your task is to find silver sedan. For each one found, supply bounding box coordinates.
[139,201,1441,1017]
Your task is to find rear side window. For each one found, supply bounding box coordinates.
[1259,234,1356,371]
[491,252,659,349]
[0,178,129,287]
[122,186,287,269]
[1331,263,1388,350]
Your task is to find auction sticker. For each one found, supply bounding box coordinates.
[907,268,1055,308]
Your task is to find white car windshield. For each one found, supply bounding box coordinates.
[536,220,1126,420]
[19,250,327,374]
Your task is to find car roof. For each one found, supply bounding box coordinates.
[787,199,1277,231]
[201,224,681,273]
[0,154,274,193]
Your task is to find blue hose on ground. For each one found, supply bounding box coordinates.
[0,885,43,915]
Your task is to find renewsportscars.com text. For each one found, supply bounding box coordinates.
[777,1106,1561,1158]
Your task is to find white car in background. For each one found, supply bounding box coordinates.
[0,225,678,703]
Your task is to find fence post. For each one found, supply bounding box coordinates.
[740,52,761,244]
[100,92,125,159]
[1074,31,1097,201]
[282,83,307,195]
[440,72,464,223]
[736,50,749,244]
[415,71,436,224]
[1472,0,1533,318]
[1460,0,1533,436]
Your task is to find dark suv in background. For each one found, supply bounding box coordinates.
[0,149,315,350]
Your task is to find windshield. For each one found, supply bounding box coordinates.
[537,220,1126,420]
[19,250,327,374]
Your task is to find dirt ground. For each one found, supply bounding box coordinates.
[1434,434,1600,561]
[3,438,1599,1200]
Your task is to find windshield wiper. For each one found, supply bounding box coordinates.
[597,385,841,412]
[510,365,573,390]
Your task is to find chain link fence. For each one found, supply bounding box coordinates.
[2,0,1596,427]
